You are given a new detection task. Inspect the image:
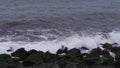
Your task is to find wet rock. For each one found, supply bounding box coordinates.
[57,46,68,54]
[85,56,100,65]
[101,49,110,55]
[43,51,60,63]
[11,48,27,58]
[101,54,114,65]
[90,47,102,55]
[115,61,120,68]
[0,54,14,64]
[111,47,120,53]
[50,63,60,68]
[21,50,43,60]
[66,48,81,58]
[102,43,113,50]
[63,63,78,68]
[7,64,16,68]
[22,52,44,66]
[22,61,35,66]
[80,47,89,50]
[56,56,70,68]
[115,51,120,61]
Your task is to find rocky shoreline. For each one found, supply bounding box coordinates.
[0,43,120,68]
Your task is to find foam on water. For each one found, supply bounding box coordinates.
[0,30,120,54]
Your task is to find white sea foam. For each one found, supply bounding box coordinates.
[0,30,120,54]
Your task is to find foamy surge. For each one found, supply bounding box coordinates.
[0,30,120,54]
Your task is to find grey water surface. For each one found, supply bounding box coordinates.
[0,0,120,41]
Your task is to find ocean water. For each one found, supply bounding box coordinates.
[0,0,120,54]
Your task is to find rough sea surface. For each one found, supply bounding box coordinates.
[0,0,120,54]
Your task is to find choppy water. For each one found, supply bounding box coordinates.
[0,0,120,54]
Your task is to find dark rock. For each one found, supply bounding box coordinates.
[0,54,14,64]
[115,51,120,61]
[101,49,110,55]
[22,52,44,66]
[7,64,16,68]
[56,57,70,68]
[43,51,60,63]
[57,46,68,54]
[66,48,81,58]
[21,50,43,60]
[7,47,13,52]
[11,48,27,58]
[111,47,120,53]
[80,47,89,50]
[102,43,113,50]
[101,54,114,65]
[85,57,100,65]
[88,47,102,57]
[63,63,78,68]
[49,63,60,68]
[22,61,35,66]
[115,61,120,68]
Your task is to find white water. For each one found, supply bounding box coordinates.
[0,30,120,54]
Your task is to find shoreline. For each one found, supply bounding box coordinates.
[0,43,119,68]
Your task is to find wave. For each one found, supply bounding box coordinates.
[0,29,120,54]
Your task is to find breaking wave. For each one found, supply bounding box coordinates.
[0,29,120,54]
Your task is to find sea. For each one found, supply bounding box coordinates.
[0,0,120,54]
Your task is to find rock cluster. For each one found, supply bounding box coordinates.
[0,43,120,68]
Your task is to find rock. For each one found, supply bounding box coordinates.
[43,51,60,63]
[66,48,81,58]
[102,43,113,50]
[90,47,102,55]
[57,46,68,54]
[111,47,120,53]
[56,56,70,68]
[115,61,120,68]
[7,64,16,68]
[115,51,120,62]
[0,54,14,64]
[49,63,60,68]
[80,47,89,50]
[11,48,27,58]
[21,50,44,60]
[22,61,35,66]
[85,56,100,65]
[63,63,78,68]
[101,50,110,55]
[22,52,44,66]
[101,54,114,65]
